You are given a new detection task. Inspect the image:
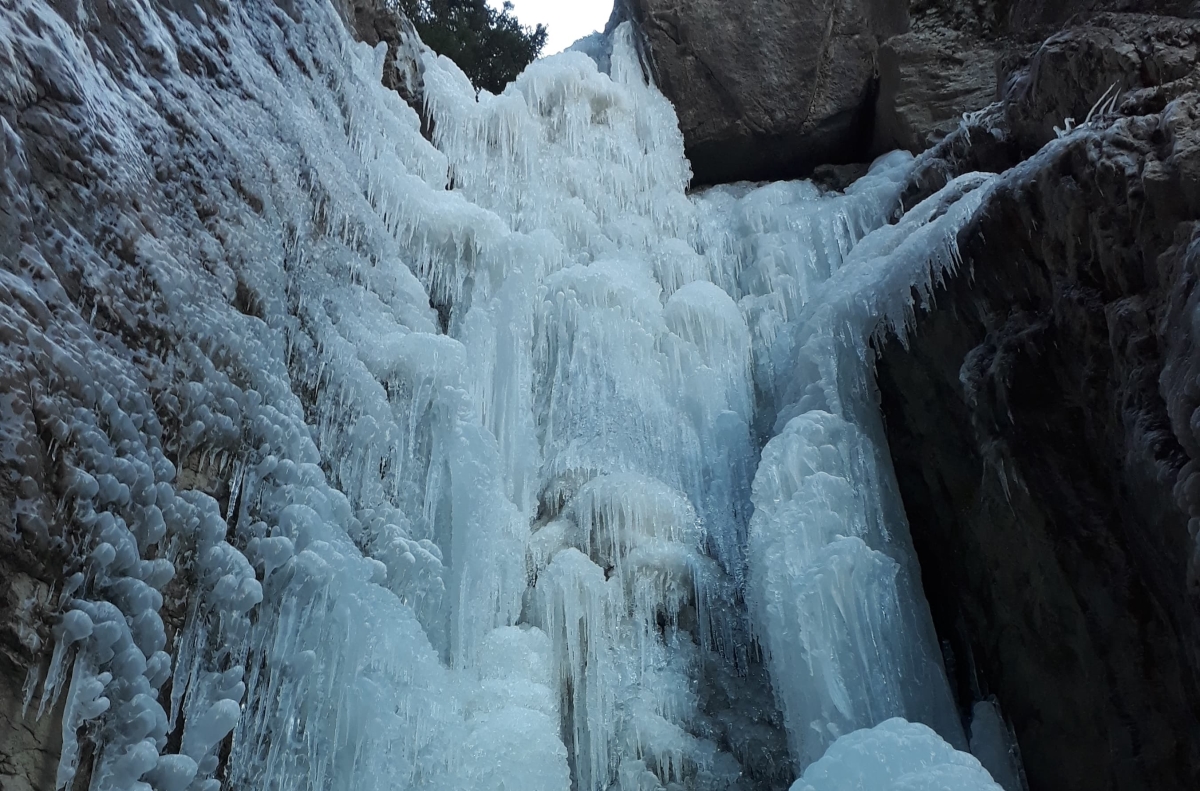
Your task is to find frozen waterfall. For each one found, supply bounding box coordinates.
[0,0,1015,789]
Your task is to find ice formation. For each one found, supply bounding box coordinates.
[791,718,1002,791]
[0,0,1009,789]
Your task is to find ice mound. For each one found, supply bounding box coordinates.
[793,719,1003,791]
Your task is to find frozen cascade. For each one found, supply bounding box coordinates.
[0,0,1005,790]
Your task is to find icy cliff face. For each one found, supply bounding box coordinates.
[1,1,1006,789]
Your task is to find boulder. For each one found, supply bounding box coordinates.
[623,0,909,184]
[899,12,1200,190]
[622,0,1200,180]
[1005,13,1200,151]
[905,0,1200,40]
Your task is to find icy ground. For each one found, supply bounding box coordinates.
[0,0,1020,789]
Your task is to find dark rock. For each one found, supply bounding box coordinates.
[899,105,1022,207]
[1005,14,1200,152]
[811,161,872,193]
[899,13,1200,195]
[622,0,1200,181]
[911,0,1200,40]
[624,0,909,184]
[1,571,62,791]
[875,65,1200,791]
[873,1,1200,157]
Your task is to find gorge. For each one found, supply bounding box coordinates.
[2,2,1198,791]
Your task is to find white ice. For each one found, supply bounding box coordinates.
[793,718,1003,791]
[0,0,1007,789]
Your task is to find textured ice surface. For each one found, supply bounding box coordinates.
[792,719,1003,791]
[0,0,1004,789]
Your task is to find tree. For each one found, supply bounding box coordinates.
[398,0,548,94]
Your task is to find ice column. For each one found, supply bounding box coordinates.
[720,170,998,769]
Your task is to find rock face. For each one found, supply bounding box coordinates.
[622,0,1200,182]
[1005,13,1200,151]
[876,14,1200,791]
[0,1,433,787]
[1,569,60,791]
[871,24,1002,153]
[623,0,909,184]
[874,0,1200,155]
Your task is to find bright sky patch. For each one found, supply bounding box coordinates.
[490,0,613,55]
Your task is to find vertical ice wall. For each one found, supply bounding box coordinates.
[704,171,998,770]
[1,0,1003,790]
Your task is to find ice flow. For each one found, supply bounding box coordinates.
[0,0,1007,789]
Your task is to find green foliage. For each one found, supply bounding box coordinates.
[398,0,547,93]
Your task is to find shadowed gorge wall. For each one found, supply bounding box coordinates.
[875,35,1200,785]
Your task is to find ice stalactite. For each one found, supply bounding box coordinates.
[1,0,1005,789]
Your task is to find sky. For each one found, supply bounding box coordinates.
[489,0,614,55]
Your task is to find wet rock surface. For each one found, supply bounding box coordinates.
[1,568,61,791]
